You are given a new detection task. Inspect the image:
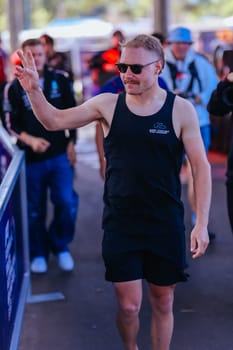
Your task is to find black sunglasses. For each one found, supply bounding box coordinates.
[115,60,159,74]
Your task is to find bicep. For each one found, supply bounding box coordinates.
[184,130,206,167]
[57,95,105,130]
[183,128,209,180]
[180,102,206,164]
[57,93,116,131]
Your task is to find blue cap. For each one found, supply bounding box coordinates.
[167,27,193,44]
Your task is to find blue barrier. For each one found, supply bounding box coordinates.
[0,126,65,349]
[0,126,30,350]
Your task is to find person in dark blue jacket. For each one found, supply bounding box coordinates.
[4,38,79,273]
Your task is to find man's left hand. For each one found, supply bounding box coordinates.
[190,226,209,259]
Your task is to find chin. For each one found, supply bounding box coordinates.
[125,85,138,94]
[126,90,140,96]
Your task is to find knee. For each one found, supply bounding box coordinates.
[119,301,141,320]
[157,294,174,315]
[149,290,174,316]
[54,191,78,209]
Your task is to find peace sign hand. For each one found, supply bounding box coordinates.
[14,50,40,93]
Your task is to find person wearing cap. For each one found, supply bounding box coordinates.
[161,26,218,237]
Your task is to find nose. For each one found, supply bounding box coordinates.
[125,66,133,74]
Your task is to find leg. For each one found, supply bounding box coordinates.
[26,162,48,259]
[48,153,79,254]
[113,280,142,350]
[148,284,175,350]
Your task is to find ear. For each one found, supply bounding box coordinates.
[155,60,163,75]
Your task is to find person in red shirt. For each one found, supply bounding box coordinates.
[88,30,125,91]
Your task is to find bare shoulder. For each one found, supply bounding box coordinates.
[172,95,199,138]
[84,92,119,123]
[86,92,119,107]
[173,95,199,126]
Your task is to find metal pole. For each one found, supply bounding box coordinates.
[23,0,31,29]
[7,0,24,51]
[153,0,170,36]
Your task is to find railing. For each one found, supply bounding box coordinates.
[0,126,29,350]
[0,126,64,350]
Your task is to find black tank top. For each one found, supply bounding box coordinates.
[102,91,186,265]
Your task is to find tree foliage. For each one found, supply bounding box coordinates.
[0,0,233,32]
[166,0,233,26]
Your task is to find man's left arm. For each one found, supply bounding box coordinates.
[188,143,212,259]
[179,98,211,258]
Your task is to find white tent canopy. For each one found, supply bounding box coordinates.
[19,17,114,42]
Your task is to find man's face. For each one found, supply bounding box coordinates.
[119,47,161,95]
[170,42,191,60]
[111,34,123,48]
[40,38,53,57]
[23,44,46,74]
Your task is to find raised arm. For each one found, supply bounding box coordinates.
[15,49,116,131]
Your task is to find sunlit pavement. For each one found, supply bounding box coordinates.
[19,135,233,350]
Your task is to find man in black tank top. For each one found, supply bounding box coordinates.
[15,34,212,350]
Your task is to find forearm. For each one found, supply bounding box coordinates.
[192,160,212,227]
[95,122,105,163]
[19,131,33,145]
[27,88,61,130]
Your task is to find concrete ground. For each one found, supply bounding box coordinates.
[18,133,233,350]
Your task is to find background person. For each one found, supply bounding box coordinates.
[0,34,9,125]
[160,26,218,239]
[152,31,167,49]
[0,34,9,90]
[207,71,233,233]
[15,34,211,350]
[4,38,78,273]
[212,29,233,79]
[87,29,126,95]
[40,33,74,81]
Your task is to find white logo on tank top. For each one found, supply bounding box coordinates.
[149,122,170,134]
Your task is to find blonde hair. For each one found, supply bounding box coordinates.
[122,34,165,70]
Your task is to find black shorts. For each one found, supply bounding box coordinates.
[102,247,188,286]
